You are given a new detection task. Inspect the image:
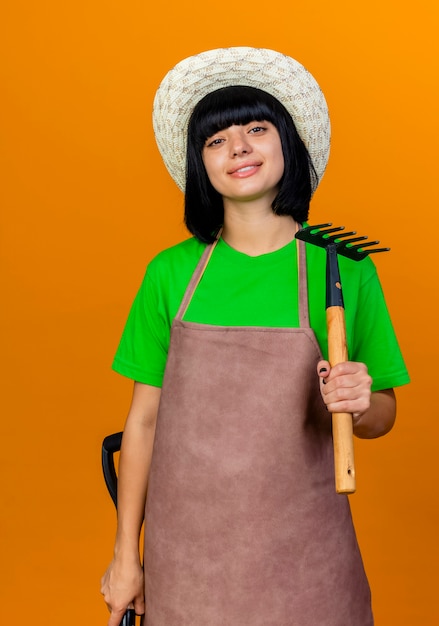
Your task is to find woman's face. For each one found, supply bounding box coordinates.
[202,120,284,207]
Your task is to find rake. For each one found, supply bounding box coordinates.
[296,223,390,494]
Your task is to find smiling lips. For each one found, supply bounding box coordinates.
[228,162,262,177]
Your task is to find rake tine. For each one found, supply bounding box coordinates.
[334,235,368,245]
[305,222,333,231]
[352,240,379,248]
[362,247,390,255]
[327,231,357,243]
[305,223,345,237]
[318,226,345,236]
[333,231,357,239]
[348,240,380,249]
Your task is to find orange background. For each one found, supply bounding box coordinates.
[1,1,438,624]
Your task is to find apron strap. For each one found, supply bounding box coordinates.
[175,236,221,321]
[176,231,310,328]
[297,237,310,328]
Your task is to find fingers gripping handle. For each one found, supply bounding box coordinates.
[326,306,356,494]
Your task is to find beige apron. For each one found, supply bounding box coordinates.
[144,239,373,625]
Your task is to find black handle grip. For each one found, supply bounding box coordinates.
[102,432,137,625]
[120,608,136,626]
[102,432,123,507]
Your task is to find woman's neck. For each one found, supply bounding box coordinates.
[221,205,298,256]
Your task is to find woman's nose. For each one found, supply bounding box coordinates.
[230,129,252,156]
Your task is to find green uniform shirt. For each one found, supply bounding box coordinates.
[113,236,409,391]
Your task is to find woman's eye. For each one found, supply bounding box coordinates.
[249,126,265,134]
[205,137,223,147]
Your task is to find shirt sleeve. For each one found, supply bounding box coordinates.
[112,265,170,387]
[342,257,410,391]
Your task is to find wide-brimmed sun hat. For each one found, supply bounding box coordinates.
[153,47,330,192]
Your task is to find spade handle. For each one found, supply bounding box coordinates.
[326,306,356,494]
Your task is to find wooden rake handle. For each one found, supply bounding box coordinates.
[326,306,356,494]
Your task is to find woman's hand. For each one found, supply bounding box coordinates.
[101,555,145,626]
[317,360,396,438]
[317,359,372,419]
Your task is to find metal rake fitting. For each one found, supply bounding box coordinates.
[296,223,390,261]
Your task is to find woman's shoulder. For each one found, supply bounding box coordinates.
[146,236,208,283]
[150,236,206,266]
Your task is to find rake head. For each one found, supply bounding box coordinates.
[296,223,390,261]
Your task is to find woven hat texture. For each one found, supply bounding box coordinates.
[153,47,330,191]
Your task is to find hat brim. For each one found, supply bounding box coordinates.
[153,47,330,191]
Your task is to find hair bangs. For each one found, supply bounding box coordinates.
[189,86,278,148]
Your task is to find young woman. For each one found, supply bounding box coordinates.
[101,47,409,626]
